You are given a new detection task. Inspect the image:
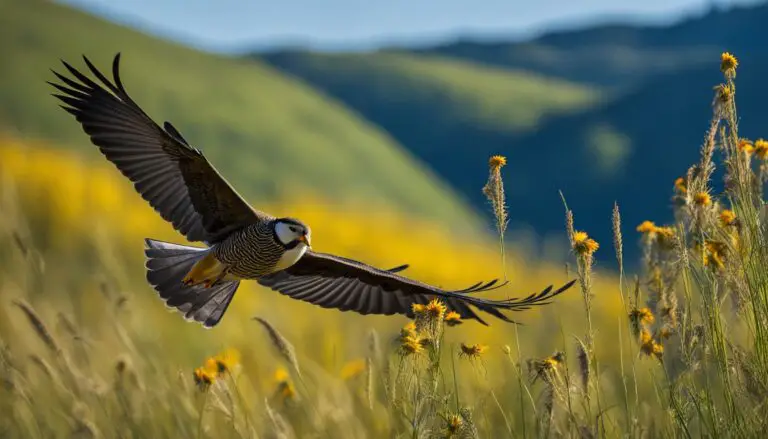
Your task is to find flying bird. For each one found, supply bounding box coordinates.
[49,54,574,328]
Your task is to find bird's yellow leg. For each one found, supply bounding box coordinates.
[182,252,228,287]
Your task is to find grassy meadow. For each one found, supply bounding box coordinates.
[2,52,768,438]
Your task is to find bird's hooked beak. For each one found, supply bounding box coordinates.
[298,234,311,248]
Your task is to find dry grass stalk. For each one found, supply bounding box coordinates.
[253,316,301,377]
[13,300,61,355]
[575,338,590,392]
[612,203,624,272]
[482,155,509,279]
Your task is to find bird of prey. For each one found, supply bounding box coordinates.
[49,54,574,328]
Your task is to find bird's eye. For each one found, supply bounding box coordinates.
[289,226,298,233]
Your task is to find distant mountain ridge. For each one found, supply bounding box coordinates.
[414,2,768,88]
[255,2,768,262]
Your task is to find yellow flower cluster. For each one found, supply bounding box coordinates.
[755,139,768,160]
[528,351,564,384]
[630,307,655,327]
[489,155,507,168]
[459,343,488,359]
[674,177,687,194]
[399,321,425,356]
[340,359,366,380]
[192,349,240,391]
[721,52,738,74]
[274,368,296,400]
[572,231,599,256]
[637,221,676,248]
[639,329,664,360]
[444,311,463,326]
[702,240,728,270]
[720,209,737,227]
[693,192,712,206]
[629,305,663,360]
[738,139,754,155]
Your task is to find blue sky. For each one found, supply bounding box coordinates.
[60,0,754,52]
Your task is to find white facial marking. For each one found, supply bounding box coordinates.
[275,221,299,245]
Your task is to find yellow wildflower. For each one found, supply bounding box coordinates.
[720,209,736,227]
[400,322,417,339]
[212,348,240,376]
[636,221,657,234]
[654,226,676,249]
[459,343,487,359]
[411,303,426,315]
[489,155,507,168]
[674,177,687,194]
[572,231,599,256]
[755,139,768,160]
[721,52,738,74]
[714,84,733,103]
[544,351,564,368]
[639,329,664,360]
[444,311,462,327]
[274,368,296,400]
[528,351,564,384]
[442,414,464,436]
[703,240,727,269]
[738,139,754,155]
[425,298,447,320]
[193,367,215,391]
[400,334,424,356]
[340,359,366,380]
[274,367,290,383]
[693,192,711,206]
[630,307,655,326]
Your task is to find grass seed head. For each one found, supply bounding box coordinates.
[253,317,301,376]
[13,300,61,355]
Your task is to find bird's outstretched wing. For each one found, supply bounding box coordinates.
[258,251,575,325]
[49,53,268,244]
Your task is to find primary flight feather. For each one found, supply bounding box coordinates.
[49,53,574,328]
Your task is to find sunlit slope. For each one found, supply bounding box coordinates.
[260,50,599,139]
[0,0,478,229]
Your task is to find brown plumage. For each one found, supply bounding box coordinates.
[50,53,574,328]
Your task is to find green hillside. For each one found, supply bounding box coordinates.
[0,0,479,230]
[258,51,601,240]
[261,51,599,135]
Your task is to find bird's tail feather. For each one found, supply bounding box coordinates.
[144,238,239,328]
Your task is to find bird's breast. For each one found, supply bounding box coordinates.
[272,244,308,272]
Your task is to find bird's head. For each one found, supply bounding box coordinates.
[274,218,312,249]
